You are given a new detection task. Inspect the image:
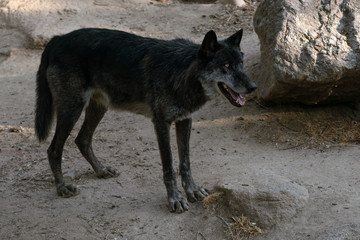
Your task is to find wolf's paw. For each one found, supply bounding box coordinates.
[168,192,189,213]
[185,185,209,203]
[96,166,119,179]
[57,183,79,197]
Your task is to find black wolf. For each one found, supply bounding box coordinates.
[35,28,256,213]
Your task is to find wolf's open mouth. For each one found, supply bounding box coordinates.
[217,82,246,107]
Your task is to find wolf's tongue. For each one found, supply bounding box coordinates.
[237,95,246,106]
[227,86,246,106]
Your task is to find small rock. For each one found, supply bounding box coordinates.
[63,168,78,182]
[219,0,246,7]
[215,170,309,229]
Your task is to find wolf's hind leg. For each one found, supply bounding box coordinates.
[75,98,119,178]
[48,102,84,197]
[176,118,209,202]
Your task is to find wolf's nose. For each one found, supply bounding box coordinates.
[248,82,257,92]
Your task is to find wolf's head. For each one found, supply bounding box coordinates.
[197,29,257,107]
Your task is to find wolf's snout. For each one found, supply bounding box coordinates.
[247,82,257,93]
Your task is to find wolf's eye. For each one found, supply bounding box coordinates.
[224,63,230,68]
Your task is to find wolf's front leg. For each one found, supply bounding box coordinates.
[176,118,209,202]
[153,119,189,213]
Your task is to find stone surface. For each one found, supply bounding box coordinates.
[316,224,360,240]
[215,171,309,229]
[253,0,360,104]
[0,0,117,49]
[219,0,246,7]
[63,168,78,182]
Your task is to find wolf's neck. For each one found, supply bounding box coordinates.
[173,64,209,115]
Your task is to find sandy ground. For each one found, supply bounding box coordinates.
[1,1,360,239]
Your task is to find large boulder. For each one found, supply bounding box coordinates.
[253,0,360,104]
[215,171,309,229]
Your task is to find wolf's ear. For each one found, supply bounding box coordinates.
[226,29,243,47]
[198,30,218,59]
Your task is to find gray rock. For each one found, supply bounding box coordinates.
[218,0,246,7]
[215,171,309,229]
[253,0,360,104]
[316,224,360,240]
[0,3,29,61]
[0,0,127,49]
[63,168,78,182]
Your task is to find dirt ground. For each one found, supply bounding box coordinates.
[1,1,360,239]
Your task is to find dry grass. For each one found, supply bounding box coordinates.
[202,192,224,208]
[240,103,360,149]
[203,193,265,239]
[304,120,360,143]
[226,216,264,240]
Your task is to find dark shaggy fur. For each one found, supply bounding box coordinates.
[35,28,256,212]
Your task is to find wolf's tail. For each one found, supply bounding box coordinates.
[35,40,55,142]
